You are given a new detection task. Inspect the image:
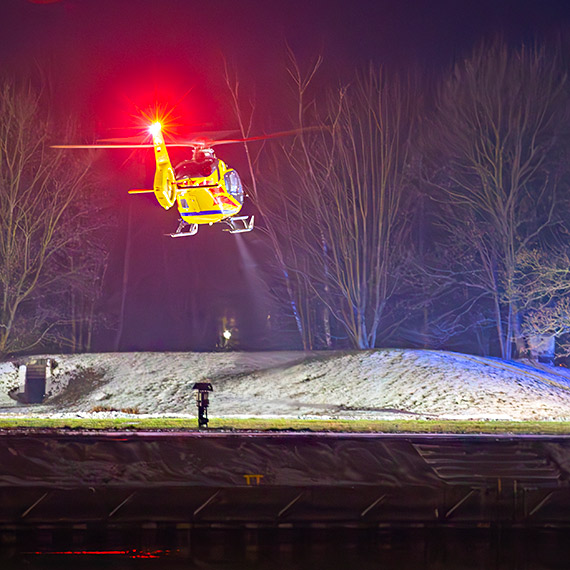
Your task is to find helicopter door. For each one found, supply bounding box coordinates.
[179,196,200,213]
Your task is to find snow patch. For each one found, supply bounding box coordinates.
[1,349,570,421]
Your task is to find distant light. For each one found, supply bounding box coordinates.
[222,329,232,340]
[149,122,162,136]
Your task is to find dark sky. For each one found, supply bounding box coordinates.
[4,0,570,126]
[2,0,570,351]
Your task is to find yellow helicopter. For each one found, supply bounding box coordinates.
[54,121,309,237]
[54,121,255,237]
[130,122,253,237]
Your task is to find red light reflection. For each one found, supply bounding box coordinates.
[26,548,173,558]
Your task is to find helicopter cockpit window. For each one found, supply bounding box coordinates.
[224,170,244,204]
[175,158,218,180]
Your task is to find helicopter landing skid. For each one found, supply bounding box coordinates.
[223,215,255,234]
[170,220,198,238]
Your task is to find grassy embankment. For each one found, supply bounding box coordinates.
[0,416,570,434]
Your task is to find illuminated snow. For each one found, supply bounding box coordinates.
[1,349,570,421]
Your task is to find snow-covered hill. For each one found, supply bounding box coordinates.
[2,349,570,421]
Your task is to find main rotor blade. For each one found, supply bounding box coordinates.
[97,130,239,147]
[51,143,154,149]
[52,127,319,150]
[51,143,197,149]
[180,129,239,143]
[206,127,320,147]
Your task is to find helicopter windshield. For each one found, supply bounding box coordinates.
[224,170,244,204]
[175,158,218,180]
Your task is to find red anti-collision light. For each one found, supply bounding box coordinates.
[149,122,162,136]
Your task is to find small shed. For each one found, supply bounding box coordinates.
[23,359,53,404]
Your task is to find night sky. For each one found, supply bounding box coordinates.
[2,0,570,351]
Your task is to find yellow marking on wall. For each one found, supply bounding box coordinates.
[243,474,264,485]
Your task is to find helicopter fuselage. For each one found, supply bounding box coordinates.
[144,124,252,236]
[175,158,243,226]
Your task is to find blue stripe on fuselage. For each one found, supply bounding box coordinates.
[181,210,223,216]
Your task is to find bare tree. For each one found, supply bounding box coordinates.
[0,80,110,356]
[426,39,568,359]
[224,56,323,349]
[406,229,499,354]
[515,247,570,356]
[257,63,417,349]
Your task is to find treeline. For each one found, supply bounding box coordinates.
[233,38,570,359]
[0,81,113,357]
[1,38,569,360]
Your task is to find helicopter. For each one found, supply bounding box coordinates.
[54,121,312,237]
[54,121,257,237]
[130,122,254,237]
